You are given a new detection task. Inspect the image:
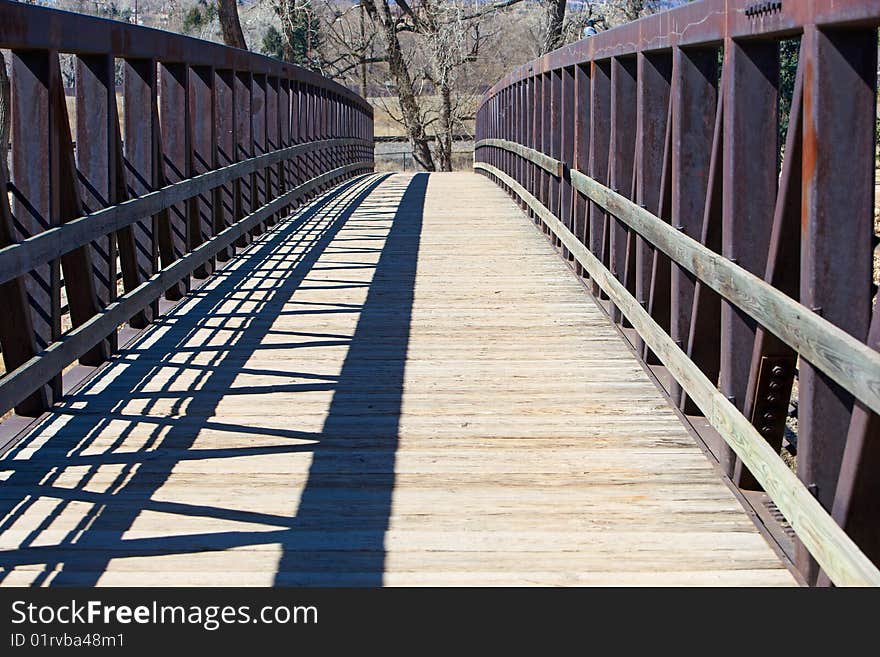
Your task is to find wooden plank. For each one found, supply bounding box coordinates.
[476,162,880,586]
[1,171,791,587]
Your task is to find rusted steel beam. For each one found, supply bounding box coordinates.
[550,71,562,247]
[718,38,780,474]
[214,69,235,262]
[588,60,610,298]
[634,52,671,357]
[121,57,159,328]
[669,46,717,406]
[540,73,551,230]
[189,65,216,276]
[278,79,291,219]
[681,65,723,419]
[291,82,303,190]
[560,67,575,262]
[158,61,189,299]
[250,74,267,237]
[233,71,253,249]
[819,303,880,585]
[609,56,637,323]
[572,63,590,278]
[265,76,279,226]
[9,49,60,406]
[644,92,673,369]
[74,53,118,355]
[797,24,877,584]
[49,53,108,368]
[0,151,47,416]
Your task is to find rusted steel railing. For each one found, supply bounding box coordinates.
[475,0,880,586]
[0,2,373,421]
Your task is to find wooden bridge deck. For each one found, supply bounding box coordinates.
[0,172,794,586]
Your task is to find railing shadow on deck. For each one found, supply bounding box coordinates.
[0,172,429,586]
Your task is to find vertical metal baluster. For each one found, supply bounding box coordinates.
[573,63,591,279]
[588,60,610,298]
[635,52,671,357]
[75,53,119,354]
[669,47,717,405]
[8,49,60,407]
[251,74,267,236]
[798,25,876,584]
[158,61,189,296]
[609,56,637,324]
[121,57,160,327]
[214,68,235,261]
[717,39,780,473]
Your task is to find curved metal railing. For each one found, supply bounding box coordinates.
[475,0,880,586]
[0,1,373,419]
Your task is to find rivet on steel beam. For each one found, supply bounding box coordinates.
[767,394,779,404]
[763,412,776,422]
[771,365,786,377]
[761,426,774,436]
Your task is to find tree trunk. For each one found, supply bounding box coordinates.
[368,0,435,171]
[541,0,566,55]
[437,81,453,171]
[217,0,248,50]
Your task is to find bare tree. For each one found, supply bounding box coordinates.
[319,2,384,97]
[344,0,528,171]
[362,0,435,169]
[217,0,248,49]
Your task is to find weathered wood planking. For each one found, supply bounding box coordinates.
[0,173,794,586]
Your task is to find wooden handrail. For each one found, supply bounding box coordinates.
[0,138,373,287]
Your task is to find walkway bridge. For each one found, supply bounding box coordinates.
[0,0,878,586]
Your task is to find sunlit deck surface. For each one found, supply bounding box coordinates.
[0,173,794,586]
